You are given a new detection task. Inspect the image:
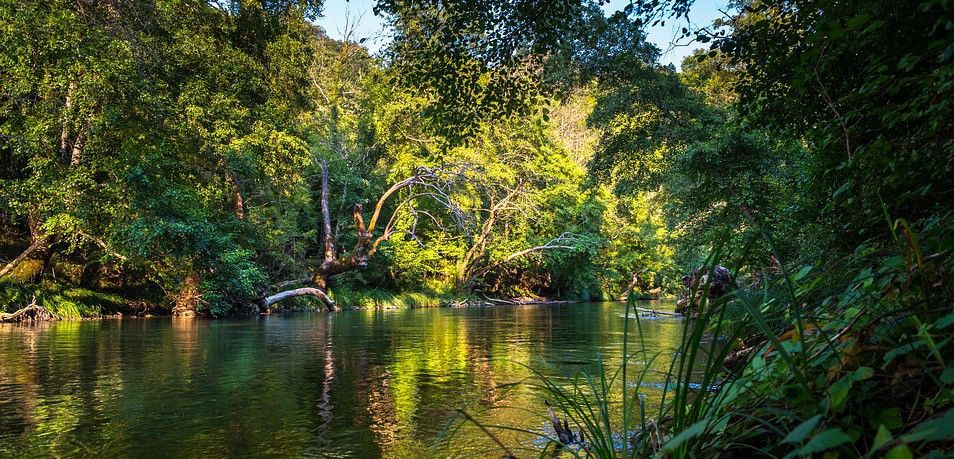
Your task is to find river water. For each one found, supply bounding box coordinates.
[0,301,690,457]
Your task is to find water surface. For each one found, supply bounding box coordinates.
[0,301,689,457]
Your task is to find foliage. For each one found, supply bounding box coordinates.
[1,0,677,316]
[0,0,952,455]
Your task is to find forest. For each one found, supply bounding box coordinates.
[0,0,952,457]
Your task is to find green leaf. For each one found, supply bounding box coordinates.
[827,374,852,412]
[660,417,717,453]
[872,425,892,450]
[853,367,874,381]
[789,428,850,457]
[846,14,871,29]
[900,408,954,443]
[783,415,822,444]
[935,313,954,329]
[871,407,904,430]
[941,367,954,385]
[885,445,913,459]
[883,341,924,366]
[793,265,813,282]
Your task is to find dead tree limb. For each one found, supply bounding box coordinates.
[633,306,681,317]
[262,287,334,309]
[0,237,49,278]
[472,232,579,280]
[268,277,312,291]
[456,183,524,281]
[619,272,641,301]
[0,296,57,323]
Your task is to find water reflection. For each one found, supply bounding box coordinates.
[0,302,691,457]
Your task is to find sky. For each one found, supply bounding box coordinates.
[313,0,732,71]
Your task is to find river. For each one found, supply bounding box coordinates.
[0,301,691,457]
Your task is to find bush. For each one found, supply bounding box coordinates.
[458,218,953,457]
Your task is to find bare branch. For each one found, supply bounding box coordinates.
[263,287,335,309]
[475,232,580,278]
[267,277,312,292]
[77,231,128,261]
[0,237,49,278]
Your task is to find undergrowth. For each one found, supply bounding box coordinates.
[0,279,129,318]
[449,216,954,457]
[328,286,456,309]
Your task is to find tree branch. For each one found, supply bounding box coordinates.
[0,237,49,278]
[263,287,335,309]
[267,277,312,291]
[77,231,127,261]
[475,232,579,278]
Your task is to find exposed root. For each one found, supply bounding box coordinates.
[0,296,57,323]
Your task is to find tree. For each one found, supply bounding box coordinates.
[262,162,466,309]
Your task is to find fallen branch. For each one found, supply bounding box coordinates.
[0,237,49,278]
[477,291,519,305]
[473,232,579,279]
[633,306,681,317]
[0,297,57,323]
[262,287,335,309]
[265,164,468,310]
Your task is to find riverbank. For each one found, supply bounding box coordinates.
[2,279,663,321]
[0,280,151,321]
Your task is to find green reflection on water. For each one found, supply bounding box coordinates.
[0,302,693,457]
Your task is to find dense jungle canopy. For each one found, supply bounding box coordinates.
[0,0,951,316]
[1,0,953,457]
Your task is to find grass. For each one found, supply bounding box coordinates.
[328,285,456,309]
[444,217,954,457]
[1,278,130,318]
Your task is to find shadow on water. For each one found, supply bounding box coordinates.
[0,301,694,457]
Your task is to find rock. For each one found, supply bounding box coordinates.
[675,265,732,317]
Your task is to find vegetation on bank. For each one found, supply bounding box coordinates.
[0,278,137,318]
[1,0,681,317]
[452,216,952,457]
[1,0,952,455]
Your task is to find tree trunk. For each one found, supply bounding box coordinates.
[262,287,334,309]
[264,165,447,310]
[321,159,334,262]
[0,238,48,278]
[79,260,101,289]
[59,80,76,160]
[69,122,88,167]
[172,274,201,317]
[30,245,54,283]
[225,169,245,220]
